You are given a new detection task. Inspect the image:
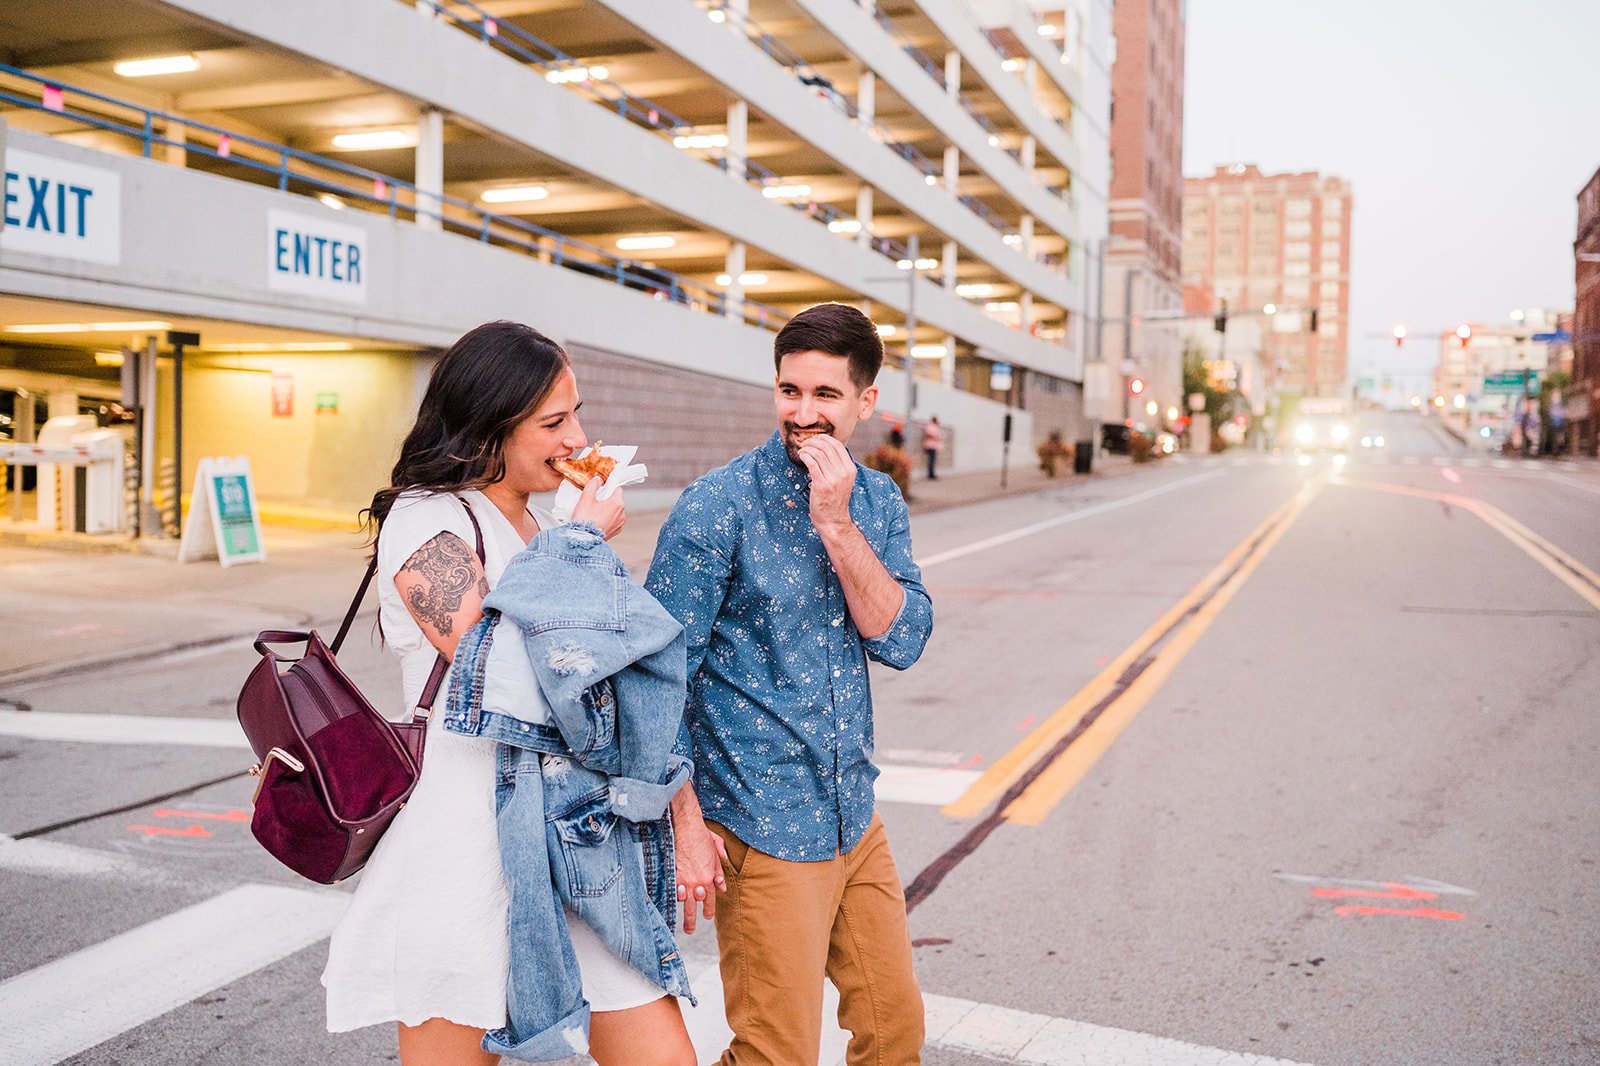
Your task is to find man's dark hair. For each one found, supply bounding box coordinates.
[773,303,884,391]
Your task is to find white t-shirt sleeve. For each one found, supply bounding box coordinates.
[377,492,478,584]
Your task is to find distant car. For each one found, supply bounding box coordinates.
[1100,421,1152,454]
[1155,432,1179,456]
[1292,414,1350,453]
[1358,431,1386,449]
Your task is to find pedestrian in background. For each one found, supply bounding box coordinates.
[647,303,934,1065]
[865,425,914,501]
[921,414,943,480]
[1037,430,1070,477]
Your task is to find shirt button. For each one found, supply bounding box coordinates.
[831,617,843,627]
[838,719,848,729]
[833,669,841,677]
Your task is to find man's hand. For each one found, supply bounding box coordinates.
[673,803,728,934]
[797,434,857,538]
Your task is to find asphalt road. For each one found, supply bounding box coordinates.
[2,411,1597,1066]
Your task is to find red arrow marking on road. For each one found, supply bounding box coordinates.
[1314,882,1437,901]
[1015,715,1038,731]
[126,824,212,838]
[1334,905,1462,921]
[151,808,250,822]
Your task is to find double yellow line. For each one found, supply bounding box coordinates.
[943,476,1327,827]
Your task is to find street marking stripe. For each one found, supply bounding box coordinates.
[1004,478,1325,825]
[916,471,1227,569]
[874,764,980,806]
[0,712,965,808]
[0,833,152,881]
[943,483,1307,820]
[0,710,248,748]
[0,884,348,1066]
[682,958,1316,1065]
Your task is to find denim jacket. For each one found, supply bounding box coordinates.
[442,521,694,1061]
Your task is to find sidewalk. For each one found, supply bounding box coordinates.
[0,449,1145,689]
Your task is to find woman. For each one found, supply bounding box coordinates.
[323,321,706,1066]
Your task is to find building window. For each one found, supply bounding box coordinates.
[1285,242,1310,260]
[1285,220,1311,238]
[1287,199,1312,218]
[1321,240,1341,258]
[1323,220,1341,237]
[1321,260,1341,276]
[1320,281,1341,298]
[1285,262,1311,277]
[1324,198,1343,217]
[1284,281,1311,300]
[1321,322,1340,338]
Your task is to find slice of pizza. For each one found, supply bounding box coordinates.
[547,442,617,489]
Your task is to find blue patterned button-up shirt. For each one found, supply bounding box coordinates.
[645,431,933,861]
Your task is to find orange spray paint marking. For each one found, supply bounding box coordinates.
[1313,882,1437,901]
[1015,715,1038,732]
[1334,905,1463,921]
[126,823,212,838]
[151,808,250,823]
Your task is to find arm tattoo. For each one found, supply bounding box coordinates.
[398,532,486,638]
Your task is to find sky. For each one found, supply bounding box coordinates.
[1182,0,1599,383]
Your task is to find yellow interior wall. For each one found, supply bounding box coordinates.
[180,350,420,515]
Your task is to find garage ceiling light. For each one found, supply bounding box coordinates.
[207,342,356,352]
[910,344,948,359]
[716,272,769,286]
[331,129,413,150]
[5,321,172,334]
[480,185,550,204]
[114,54,200,78]
[762,184,811,200]
[616,234,676,250]
[955,283,994,297]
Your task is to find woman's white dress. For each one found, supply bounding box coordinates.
[322,489,661,1033]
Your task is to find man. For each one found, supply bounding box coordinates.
[648,303,933,1064]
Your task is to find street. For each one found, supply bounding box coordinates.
[2,410,1598,1066]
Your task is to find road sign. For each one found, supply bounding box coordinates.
[1531,331,1570,343]
[1483,370,1539,394]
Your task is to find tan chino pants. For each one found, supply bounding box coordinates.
[708,813,924,1066]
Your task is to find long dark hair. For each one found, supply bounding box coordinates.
[365,320,570,538]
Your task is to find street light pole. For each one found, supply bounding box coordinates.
[904,234,918,422]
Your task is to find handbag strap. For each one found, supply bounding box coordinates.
[333,497,488,717]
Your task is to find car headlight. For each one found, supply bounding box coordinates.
[1374,435,1385,447]
[1360,435,1373,447]
[1295,424,1313,444]
[1331,423,1350,442]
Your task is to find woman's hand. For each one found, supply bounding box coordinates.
[570,478,626,540]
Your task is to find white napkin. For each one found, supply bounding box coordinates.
[551,443,648,522]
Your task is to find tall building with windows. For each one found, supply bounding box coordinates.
[1181,164,1353,400]
[0,0,1110,536]
[1573,165,1600,455]
[1095,0,1185,425]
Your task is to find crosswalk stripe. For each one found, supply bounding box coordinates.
[0,711,967,809]
[0,884,348,1066]
[683,957,1317,1066]
[0,865,1318,1066]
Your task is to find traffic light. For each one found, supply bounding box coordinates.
[1392,324,1407,347]
[1129,377,1146,396]
[1213,299,1227,334]
[1309,309,1319,332]
[1455,323,1472,347]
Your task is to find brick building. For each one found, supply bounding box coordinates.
[1573,166,1600,455]
[1097,0,1186,423]
[1182,165,1353,400]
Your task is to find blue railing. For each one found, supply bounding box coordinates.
[0,64,790,330]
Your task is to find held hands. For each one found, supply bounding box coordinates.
[674,816,728,934]
[570,477,626,540]
[796,434,857,538]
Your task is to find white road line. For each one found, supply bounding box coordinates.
[0,833,153,881]
[682,958,1316,1066]
[874,764,980,806]
[0,711,964,808]
[0,884,348,1066]
[1401,456,1421,465]
[0,710,249,748]
[1545,471,1600,496]
[916,471,1228,569]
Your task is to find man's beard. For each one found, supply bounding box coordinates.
[781,419,837,465]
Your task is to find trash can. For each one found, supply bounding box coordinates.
[1073,439,1093,475]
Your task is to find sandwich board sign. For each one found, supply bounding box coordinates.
[179,456,266,567]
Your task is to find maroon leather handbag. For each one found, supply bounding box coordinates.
[237,504,484,885]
